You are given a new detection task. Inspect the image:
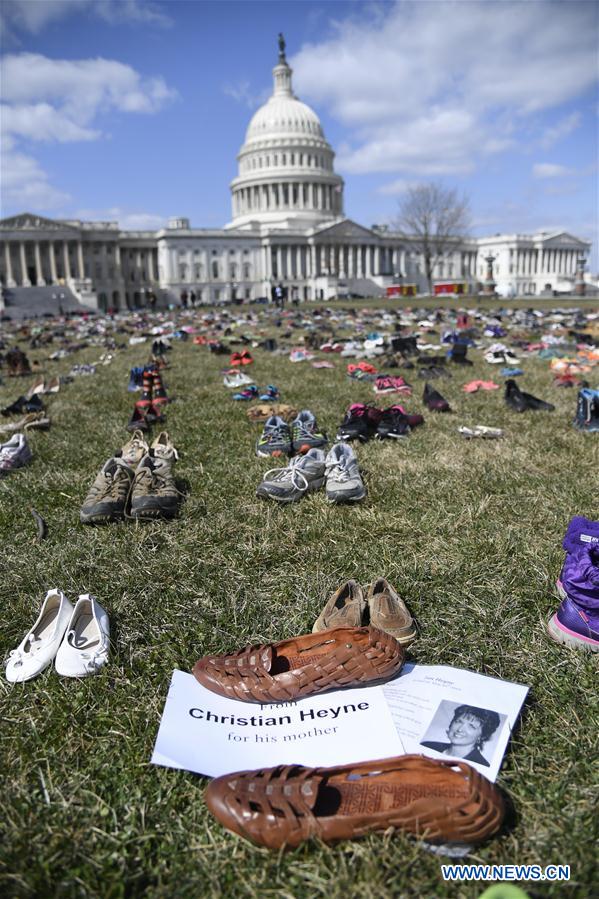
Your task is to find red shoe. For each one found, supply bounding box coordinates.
[135,368,153,411]
[240,350,254,366]
[152,369,169,408]
[230,352,242,367]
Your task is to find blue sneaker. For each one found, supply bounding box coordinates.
[259,385,280,401]
[574,387,599,432]
[500,367,524,377]
[232,385,258,401]
[127,366,144,391]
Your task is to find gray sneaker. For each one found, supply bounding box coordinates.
[256,448,326,503]
[256,416,292,458]
[130,454,179,519]
[80,457,134,524]
[325,442,366,503]
[0,432,33,474]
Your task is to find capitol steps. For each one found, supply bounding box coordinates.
[1,286,87,320]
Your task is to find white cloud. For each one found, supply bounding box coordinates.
[0,52,177,215]
[377,178,420,196]
[533,163,576,178]
[0,0,171,37]
[540,112,582,149]
[1,144,71,210]
[291,1,598,177]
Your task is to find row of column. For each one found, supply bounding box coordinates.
[1,240,156,287]
[264,244,410,280]
[516,248,579,276]
[234,181,342,217]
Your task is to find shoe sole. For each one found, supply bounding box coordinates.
[547,614,599,652]
[326,488,367,504]
[256,448,289,458]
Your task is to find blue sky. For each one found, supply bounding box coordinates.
[1,0,597,266]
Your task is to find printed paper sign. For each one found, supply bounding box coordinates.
[151,670,405,777]
[382,663,529,782]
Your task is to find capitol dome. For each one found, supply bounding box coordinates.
[227,36,344,231]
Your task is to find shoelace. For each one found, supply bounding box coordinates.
[264,425,288,444]
[7,632,42,667]
[263,457,309,491]
[325,458,351,483]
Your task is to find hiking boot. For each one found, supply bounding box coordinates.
[130,454,179,519]
[423,382,451,412]
[118,430,149,467]
[376,405,414,439]
[573,388,599,431]
[256,449,326,503]
[312,580,366,633]
[324,442,366,503]
[80,458,134,524]
[291,410,328,454]
[336,403,382,442]
[256,416,292,458]
[504,378,528,412]
[366,577,416,644]
[0,433,33,473]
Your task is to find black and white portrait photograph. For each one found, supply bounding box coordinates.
[420,701,507,768]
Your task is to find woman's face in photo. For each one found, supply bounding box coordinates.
[447,713,483,746]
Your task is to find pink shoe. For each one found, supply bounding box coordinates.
[480,381,500,390]
[463,381,483,393]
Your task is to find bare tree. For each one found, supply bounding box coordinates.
[395,183,471,294]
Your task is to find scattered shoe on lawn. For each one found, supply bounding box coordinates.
[366,577,416,644]
[55,594,110,677]
[312,580,366,633]
[5,589,73,683]
[193,625,404,703]
[291,409,328,454]
[130,452,179,520]
[423,383,451,412]
[80,457,135,524]
[0,432,32,473]
[256,416,293,458]
[337,404,382,443]
[325,442,366,503]
[256,449,326,503]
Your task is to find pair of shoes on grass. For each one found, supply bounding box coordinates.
[5,589,109,682]
[337,403,424,442]
[80,431,180,523]
[127,365,169,430]
[0,432,33,473]
[223,370,254,389]
[313,578,416,644]
[548,515,599,652]
[233,385,279,401]
[373,375,412,395]
[256,442,366,504]
[256,410,326,457]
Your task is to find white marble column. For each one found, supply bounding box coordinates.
[77,241,84,279]
[34,241,45,285]
[49,242,57,283]
[148,249,156,281]
[20,242,30,286]
[63,242,71,279]
[4,242,15,287]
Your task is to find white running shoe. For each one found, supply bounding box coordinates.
[55,595,110,678]
[5,590,73,683]
[0,433,33,473]
[223,371,254,388]
[325,443,367,503]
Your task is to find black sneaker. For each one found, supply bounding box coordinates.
[504,379,528,412]
[423,383,451,412]
[521,390,555,412]
[376,406,412,439]
[337,404,382,442]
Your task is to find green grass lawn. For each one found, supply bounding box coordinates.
[1,313,597,898]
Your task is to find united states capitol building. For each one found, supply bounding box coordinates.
[0,39,591,312]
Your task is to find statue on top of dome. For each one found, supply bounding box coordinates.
[278,32,286,61]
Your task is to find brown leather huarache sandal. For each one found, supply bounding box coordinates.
[192,626,404,703]
[205,754,505,850]
[247,404,298,423]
